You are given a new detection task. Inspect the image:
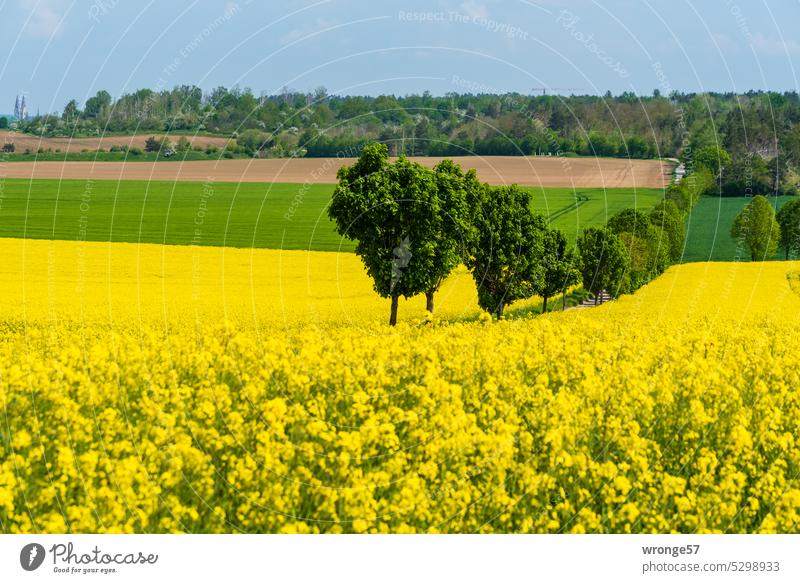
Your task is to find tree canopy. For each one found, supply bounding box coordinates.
[649,200,686,262]
[607,208,670,292]
[731,195,781,261]
[776,198,800,259]
[329,143,471,324]
[538,228,580,313]
[466,185,548,318]
[577,227,630,300]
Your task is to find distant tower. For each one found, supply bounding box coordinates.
[20,96,28,119]
[14,95,20,119]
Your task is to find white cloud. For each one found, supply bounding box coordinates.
[19,0,66,38]
[280,18,335,45]
[751,32,800,55]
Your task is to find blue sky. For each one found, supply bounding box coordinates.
[1,0,799,114]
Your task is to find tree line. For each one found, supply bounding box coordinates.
[329,143,686,324]
[10,88,800,185]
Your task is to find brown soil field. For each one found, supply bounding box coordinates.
[0,130,229,153]
[0,156,672,188]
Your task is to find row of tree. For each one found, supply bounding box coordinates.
[329,144,685,324]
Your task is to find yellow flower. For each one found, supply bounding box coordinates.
[0,238,799,533]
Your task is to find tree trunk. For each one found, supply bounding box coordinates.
[425,290,434,313]
[562,290,567,310]
[389,295,399,326]
[542,294,548,314]
[495,302,505,319]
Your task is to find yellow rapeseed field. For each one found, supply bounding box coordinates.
[1,238,799,533]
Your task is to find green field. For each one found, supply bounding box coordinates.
[0,179,663,251]
[683,195,794,262]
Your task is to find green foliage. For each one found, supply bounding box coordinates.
[0,116,8,129]
[538,228,580,312]
[694,146,731,177]
[607,209,670,292]
[731,195,781,261]
[84,90,112,119]
[466,185,548,318]
[426,160,477,301]
[19,88,800,166]
[62,99,80,121]
[144,136,165,153]
[329,144,470,324]
[577,227,630,298]
[666,167,715,210]
[175,136,192,152]
[721,152,772,196]
[237,129,272,155]
[776,198,800,259]
[649,200,686,262]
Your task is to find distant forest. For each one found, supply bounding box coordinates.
[11,86,800,194]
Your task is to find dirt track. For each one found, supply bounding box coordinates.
[0,156,672,188]
[0,130,229,153]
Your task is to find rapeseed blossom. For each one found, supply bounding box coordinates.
[0,239,799,533]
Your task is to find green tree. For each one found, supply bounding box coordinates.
[237,129,272,155]
[776,198,800,259]
[731,195,781,261]
[466,184,548,318]
[538,228,580,312]
[328,143,452,325]
[694,145,731,177]
[0,116,8,129]
[577,227,629,301]
[423,159,475,313]
[144,136,163,152]
[722,153,771,197]
[84,90,112,119]
[608,208,670,291]
[649,200,686,262]
[175,136,192,152]
[665,167,715,211]
[62,99,80,121]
